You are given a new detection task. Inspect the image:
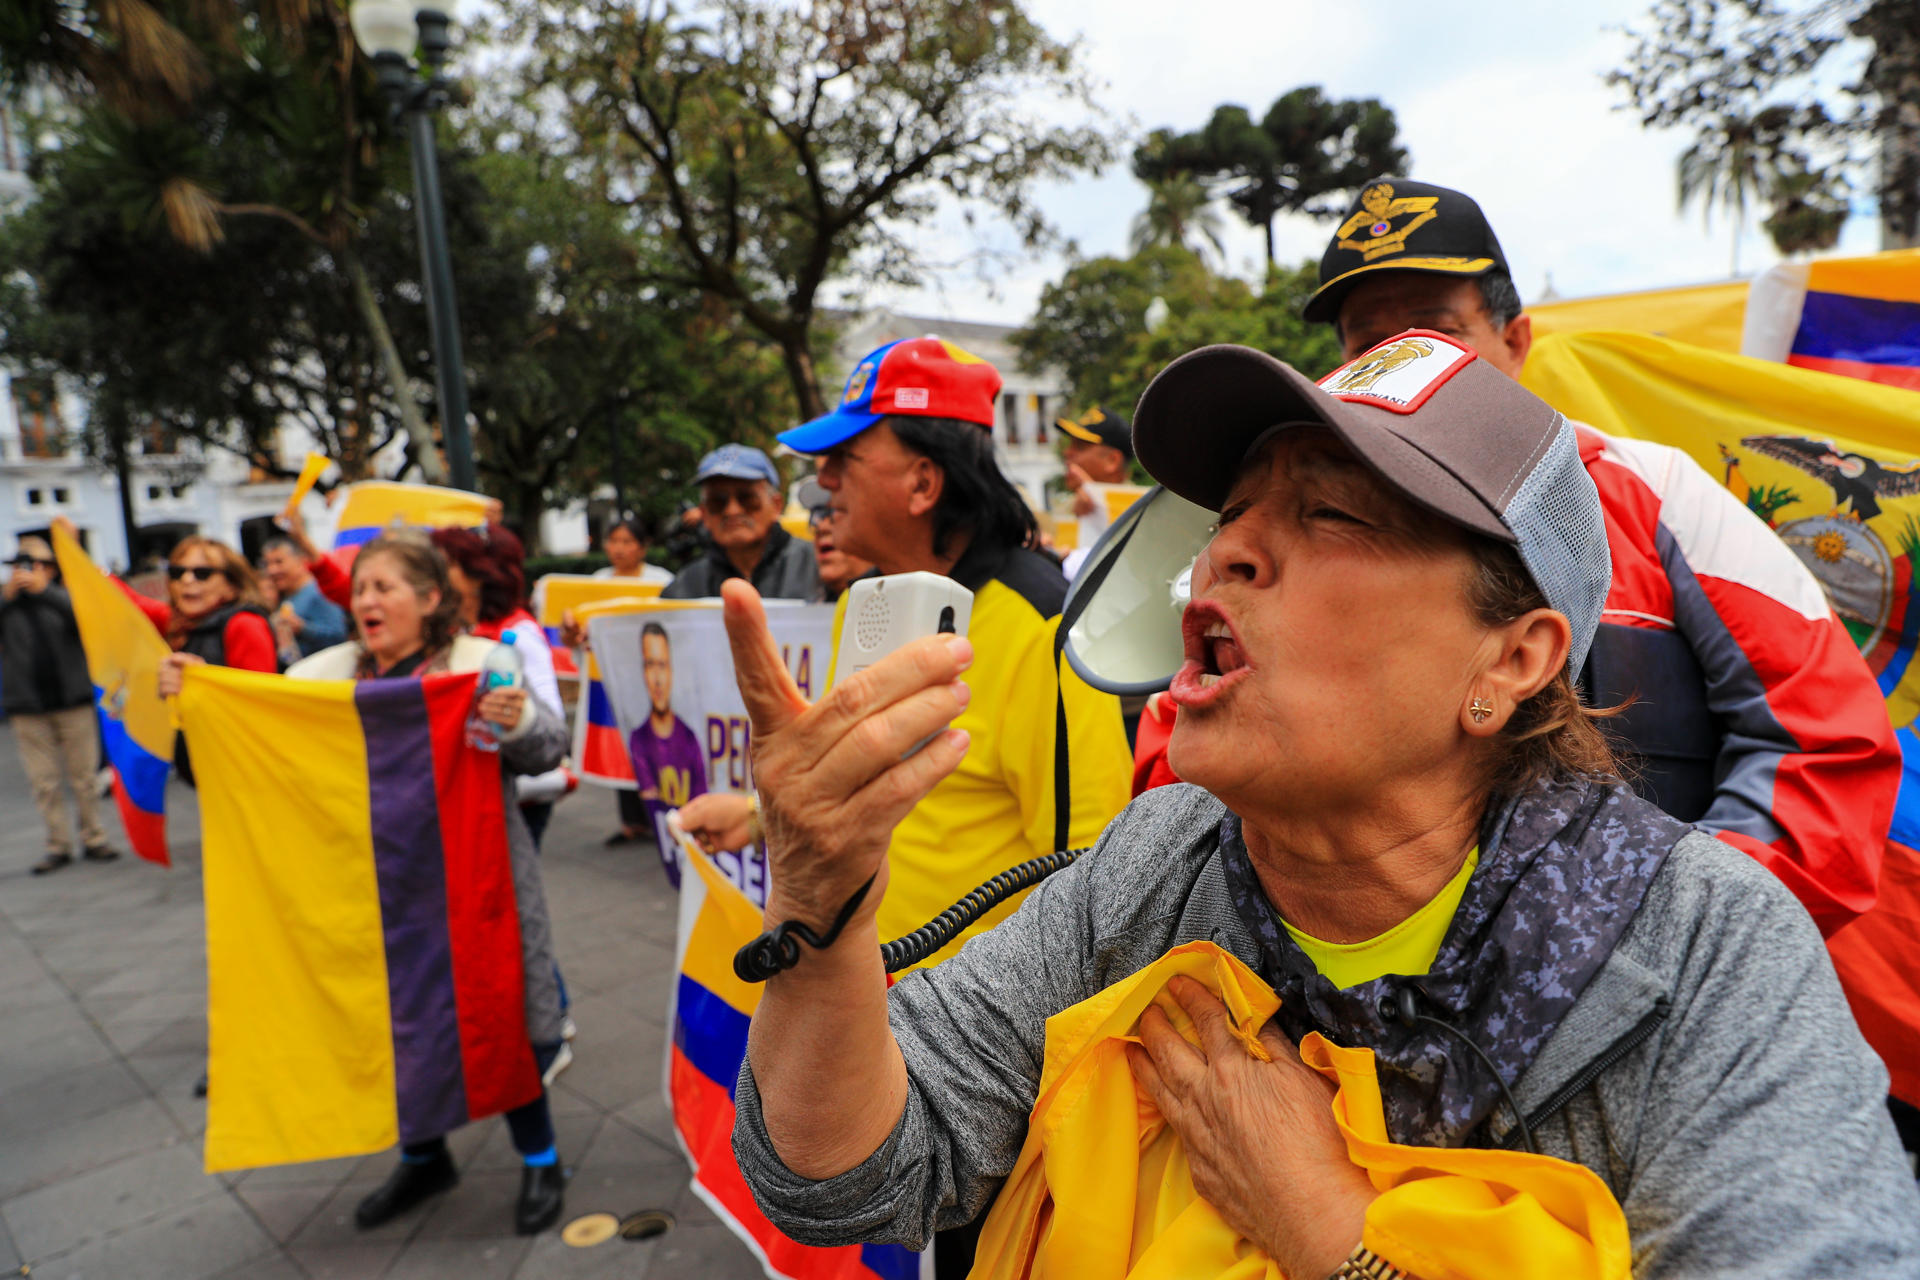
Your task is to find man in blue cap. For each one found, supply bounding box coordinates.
[662,444,820,600]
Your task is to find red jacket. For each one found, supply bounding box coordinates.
[1132,425,1900,939]
[116,579,277,674]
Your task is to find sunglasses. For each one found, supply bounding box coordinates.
[702,488,766,515]
[10,557,53,569]
[167,565,223,582]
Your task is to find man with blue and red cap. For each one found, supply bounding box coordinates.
[680,336,1133,994]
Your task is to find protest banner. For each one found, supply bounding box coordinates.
[569,598,712,790]
[1522,329,1920,1104]
[589,602,833,903]
[50,524,174,865]
[666,821,921,1280]
[180,665,539,1172]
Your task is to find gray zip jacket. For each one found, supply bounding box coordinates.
[734,783,1920,1276]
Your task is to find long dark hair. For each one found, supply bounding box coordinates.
[431,524,527,623]
[886,416,1038,558]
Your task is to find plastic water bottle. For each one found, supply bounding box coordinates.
[467,632,523,752]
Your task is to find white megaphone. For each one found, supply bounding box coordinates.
[1061,485,1219,695]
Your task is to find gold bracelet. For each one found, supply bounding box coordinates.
[1326,1243,1406,1280]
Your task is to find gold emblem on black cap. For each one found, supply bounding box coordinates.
[1335,183,1440,262]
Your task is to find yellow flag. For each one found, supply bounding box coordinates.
[51,525,175,863]
[284,452,329,514]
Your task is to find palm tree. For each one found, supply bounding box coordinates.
[1130,173,1227,264]
[1676,106,1796,276]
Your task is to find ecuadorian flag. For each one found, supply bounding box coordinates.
[576,650,637,788]
[670,829,920,1280]
[1523,329,1920,1110]
[180,666,540,1172]
[51,526,173,865]
[1785,253,1920,392]
[331,481,491,549]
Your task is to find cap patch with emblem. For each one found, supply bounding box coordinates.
[1317,330,1476,414]
[1334,183,1440,262]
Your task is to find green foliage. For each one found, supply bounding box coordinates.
[1130,167,1226,263]
[444,139,795,543]
[1745,483,1803,524]
[1613,1,1920,249]
[491,0,1115,418]
[1013,247,1344,413]
[1133,87,1407,264]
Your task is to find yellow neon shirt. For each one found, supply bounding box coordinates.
[828,553,1133,968]
[1283,847,1478,990]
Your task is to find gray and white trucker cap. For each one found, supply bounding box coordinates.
[1130,329,1610,673]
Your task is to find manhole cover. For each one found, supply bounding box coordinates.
[620,1209,676,1240]
[562,1212,620,1248]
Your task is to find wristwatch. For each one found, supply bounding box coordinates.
[1326,1244,1406,1280]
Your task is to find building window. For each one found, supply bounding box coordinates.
[1000,392,1019,445]
[170,483,190,499]
[11,376,62,458]
[51,486,68,503]
[147,484,163,500]
[25,487,41,506]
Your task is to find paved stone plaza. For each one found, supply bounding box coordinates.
[0,722,764,1279]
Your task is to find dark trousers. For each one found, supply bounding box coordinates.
[403,1041,562,1161]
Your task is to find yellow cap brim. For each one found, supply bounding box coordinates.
[1054,417,1105,445]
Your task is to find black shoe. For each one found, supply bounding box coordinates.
[31,851,72,875]
[355,1153,458,1229]
[192,1072,208,1099]
[514,1162,566,1235]
[82,845,120,863]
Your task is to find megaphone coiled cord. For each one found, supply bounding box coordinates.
[880,847,1086,973]
[731,848,1089,982]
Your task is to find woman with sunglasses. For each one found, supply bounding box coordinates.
[118,534,277,674]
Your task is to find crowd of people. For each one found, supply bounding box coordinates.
[6,172,1920,1275]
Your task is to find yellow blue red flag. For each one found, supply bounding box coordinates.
[180,665,539,1172]
[667,823,921,1280]
[330,480,491,548]
[50,525,174,864]
[1522,330,1920,1105]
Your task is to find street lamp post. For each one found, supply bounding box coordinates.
[349,2,477,492]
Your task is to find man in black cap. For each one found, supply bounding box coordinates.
[1054,405,1133,577]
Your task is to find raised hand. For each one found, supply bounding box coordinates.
[721,577,972,933]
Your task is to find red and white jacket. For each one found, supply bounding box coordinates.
[1133,424,1900,939]
[1576,425,1898,937]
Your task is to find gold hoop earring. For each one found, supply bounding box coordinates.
[1469,697,1494,724]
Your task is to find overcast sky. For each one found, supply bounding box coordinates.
[855,0,1879,326]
